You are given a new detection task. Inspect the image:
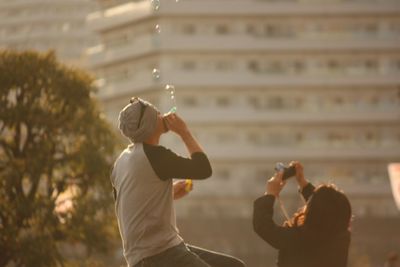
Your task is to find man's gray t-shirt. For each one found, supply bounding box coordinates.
[110,143,212,266]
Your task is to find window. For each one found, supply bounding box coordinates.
[389,22,400,34]
[366,132,377,142]
[215,169,230,180]
[265,62,285,74]
[365,60,378,72]
[248,96,262,109]
[248,60,260,72]
[327,132,349,146]
[391,60,400,71]
[182,96,197,107]
[215,61,233,71]
[296,133,304,143]
[216,24,229,35]
[266,133,286,146]
[369,95,379,105]
[246,24,256,35]
[182,61,196,71]
[216,132,236,143]
[266,96,284,109]
[216,96,230,107]
[292,61,305,74]
[248,132,263,145]
[327,60,340,70]
[264,24,278,37]
[333,96,344,106]
[293,97,305,109]
[182,24,196,35]
[363,23,378,35]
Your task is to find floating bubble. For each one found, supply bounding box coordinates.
[152,68,160,80]
[151,0,160,11]
[165,84,175,91]
[155,24,161,34]
[164,84,177,113]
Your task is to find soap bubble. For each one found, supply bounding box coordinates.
[165,84,175,91]
[152,68,160,80]
[151,0,160,11]
[155,24,161,34]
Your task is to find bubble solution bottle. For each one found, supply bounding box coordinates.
[185,179,193,192]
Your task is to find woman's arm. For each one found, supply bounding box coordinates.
[300,182,315,202]
[290,161,314,201]
[253,171,293,249]
[253,194,294,249]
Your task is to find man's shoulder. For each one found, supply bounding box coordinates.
[143,143,174,155]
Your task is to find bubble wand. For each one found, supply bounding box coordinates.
[165,84,177,113]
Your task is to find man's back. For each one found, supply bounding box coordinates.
[111,143,183,267]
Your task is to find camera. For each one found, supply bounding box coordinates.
[274,162,296,180]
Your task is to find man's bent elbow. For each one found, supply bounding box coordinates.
[195,165,212,180]
[203,165,212,179]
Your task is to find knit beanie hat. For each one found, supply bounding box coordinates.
[118,97,159,143]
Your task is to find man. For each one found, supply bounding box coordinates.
[111,97,245,267]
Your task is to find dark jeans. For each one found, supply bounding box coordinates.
[134,242,245,267]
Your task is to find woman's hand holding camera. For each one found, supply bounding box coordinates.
[265,161,310,197]
[265,171,286,197]
[289,161,309,190]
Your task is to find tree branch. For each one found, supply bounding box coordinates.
[0,140,14,160]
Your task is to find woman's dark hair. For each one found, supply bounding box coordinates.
[287,184,352,237]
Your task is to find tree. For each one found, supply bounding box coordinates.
[0,50,119,267]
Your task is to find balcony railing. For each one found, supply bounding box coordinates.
[86,0,400,31]
[88,33,400,68]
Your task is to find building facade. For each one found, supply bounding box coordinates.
[88,0,400,265]
[0,0,98,66]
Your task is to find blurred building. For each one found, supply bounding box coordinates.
[87,0,400,266]
[0,0,98,66]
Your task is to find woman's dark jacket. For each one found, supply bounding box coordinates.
[253,183,350,267]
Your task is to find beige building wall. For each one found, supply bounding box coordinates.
[0,0,98,66]
[88,0,400,219]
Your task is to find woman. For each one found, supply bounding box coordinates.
[253,161,352,267]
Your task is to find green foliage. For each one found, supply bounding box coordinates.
[0,50,118,267]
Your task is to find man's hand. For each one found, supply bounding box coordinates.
[265,171,285,197]
[164,113,189,137]
[173,180,193,200]
[164,113,204,155]
[289,161,309,190]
